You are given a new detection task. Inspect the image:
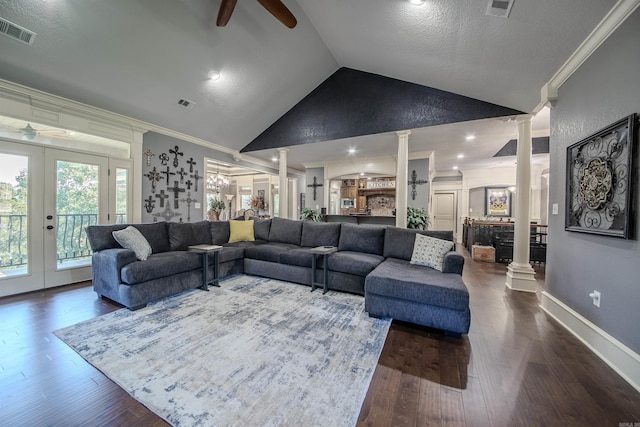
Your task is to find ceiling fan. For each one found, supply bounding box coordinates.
[217,0,297,28]
[0,123,72,141]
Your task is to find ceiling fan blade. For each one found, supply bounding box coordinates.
[216,0,238,27]
[257,0,297,28]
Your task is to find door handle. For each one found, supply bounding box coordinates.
[46,215,53,220]
[46,225,54,230]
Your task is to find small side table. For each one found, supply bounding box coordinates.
[188,244,223,291]
[310,246,338,294]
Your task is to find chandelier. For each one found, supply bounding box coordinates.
[207,168,229,195]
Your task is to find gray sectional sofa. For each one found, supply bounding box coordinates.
[86,217,471,336]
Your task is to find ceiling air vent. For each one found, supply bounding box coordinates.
[486,0,514,18]
[177,98,195,110]
[0,17,37,46]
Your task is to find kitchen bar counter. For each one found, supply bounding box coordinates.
[322,214,396,226]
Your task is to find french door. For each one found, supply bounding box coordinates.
[0,140,126,296]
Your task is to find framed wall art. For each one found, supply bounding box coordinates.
[565,113,637,239]
[485,187,512,217]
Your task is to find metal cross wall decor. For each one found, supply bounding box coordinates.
[155,189,169,208]
[306,176,323,201]
[177,167,187,183]
[169,180,185,209]
[144,195,155,213]
[160,166,175,185]
[190,170,202,192]
[158,152,169,166]
[169,145,183,167]
[144,149,154,166]
[180,192,198,222]
[144,167,163,193]
[408,170,428,201]
[187,157,196,173]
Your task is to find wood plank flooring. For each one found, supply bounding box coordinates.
[1,249,639,426]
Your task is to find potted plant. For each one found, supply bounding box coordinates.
[300,207,321,222]
[406,207,430,230]
[208,198,227,221]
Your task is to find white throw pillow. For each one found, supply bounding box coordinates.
[112,226,152,261]
[410,234,454,272]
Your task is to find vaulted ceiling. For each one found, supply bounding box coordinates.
[0,0,617,171]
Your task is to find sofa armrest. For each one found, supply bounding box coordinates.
[91,248,137,299]
[442,251,464,275]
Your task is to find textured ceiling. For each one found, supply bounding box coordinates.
[0,0,617,171]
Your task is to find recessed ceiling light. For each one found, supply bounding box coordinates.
[271,156,278,162]
[360,172,365,176]
[465,135,475,141]
[348,148,356,154]
[457,154,464,159]
[208,70,221,81]
[452,166,459,170]
[408,0,426,4]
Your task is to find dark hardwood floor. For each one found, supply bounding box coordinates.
[1,250,639,426]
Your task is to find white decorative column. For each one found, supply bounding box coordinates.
[506,115,537,292]
[396,131,410,228]
[131,130,144,223]
[278,148,289,219]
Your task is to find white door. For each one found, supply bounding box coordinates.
[0,141,115,296]
[433,192,456,231]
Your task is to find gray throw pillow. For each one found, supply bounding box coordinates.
[112,226,152,260]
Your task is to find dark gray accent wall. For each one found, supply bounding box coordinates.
[142,132,281,223]
[241,67,524,153]
[304,167,325,210]
[494,137,550,157]
[548,8,640,353]
[408,159,429,211]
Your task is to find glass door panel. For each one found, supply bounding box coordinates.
[44,149,108,288]
[0,141,44,296]
[115,167,128,224]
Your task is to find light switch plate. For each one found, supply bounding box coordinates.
[195,203,201,209]
[552,203,558,215]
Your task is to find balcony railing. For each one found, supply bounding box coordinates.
[0,213,126,270]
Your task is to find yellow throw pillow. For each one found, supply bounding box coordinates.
[228,220,255,243]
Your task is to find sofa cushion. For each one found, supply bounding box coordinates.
[327,251,384,277]
[383,227,454,261]
[301,222,341,248]
[365,258,469,311]
[279,247,319,268]
[268,217,302,245]
[120,251,201,285]
[111,226,152,261]
[410,234,454,272]
[254,219,271,241]
[216,246,245,264]
[210,221,230,245]
[167,221,212,251]
[338,223,385,255]
[229,220,255,243]
[244,243,299,263]
[86,221,170,254]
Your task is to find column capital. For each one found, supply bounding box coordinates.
[396,130,412,137]
[516,114,534,124]
[277,148,290,153]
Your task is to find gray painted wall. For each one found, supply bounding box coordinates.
[305,167,325,211]
[142,132,281,223]
[548,8,640,353]
[408,159,429,210]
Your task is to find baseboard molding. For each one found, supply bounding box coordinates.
[540,291,640,393]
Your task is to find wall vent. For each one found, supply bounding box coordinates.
[486,0,514,18]
[177,99,195,110]
[0,17,37,45]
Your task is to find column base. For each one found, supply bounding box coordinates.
[505,262,537,293]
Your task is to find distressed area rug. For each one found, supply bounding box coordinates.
[54,275,391,426]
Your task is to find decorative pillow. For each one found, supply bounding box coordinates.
[112,226,152,261]
[410,234,454,272]
[228,220,255,243]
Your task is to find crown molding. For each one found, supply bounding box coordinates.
[541,0,640,106]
